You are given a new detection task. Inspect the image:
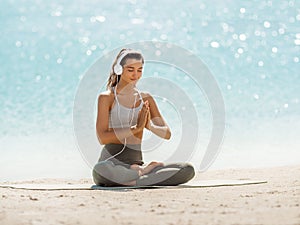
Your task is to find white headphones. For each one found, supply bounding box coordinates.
[113,49,138,75]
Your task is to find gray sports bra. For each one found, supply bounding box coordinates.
[109,87,144,128]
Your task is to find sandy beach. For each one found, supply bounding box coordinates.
[0,165,299,225]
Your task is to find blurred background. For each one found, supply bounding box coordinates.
[0,0,299,181]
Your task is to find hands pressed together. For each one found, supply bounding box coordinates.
[135,100,151,132]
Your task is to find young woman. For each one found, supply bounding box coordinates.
[93,48,195,186]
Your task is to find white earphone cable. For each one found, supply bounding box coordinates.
[104,85,138,161]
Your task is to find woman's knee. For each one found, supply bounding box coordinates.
[92,161,114,186]
[166,162,195,184]
[179,163,195,182]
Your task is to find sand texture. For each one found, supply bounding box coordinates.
[0,165,299,225]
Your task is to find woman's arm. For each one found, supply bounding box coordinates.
[143,93,171,140]
[96,93,149,145]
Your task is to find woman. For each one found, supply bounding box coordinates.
[93,48,195,186]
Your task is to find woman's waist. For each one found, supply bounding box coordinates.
[104,143,142,151]
[100,143,143,166]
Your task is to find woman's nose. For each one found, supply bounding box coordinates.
[133,70,138,76]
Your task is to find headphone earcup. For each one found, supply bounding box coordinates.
[113,64,123,75]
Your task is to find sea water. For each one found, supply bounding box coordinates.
[0,0,299,181]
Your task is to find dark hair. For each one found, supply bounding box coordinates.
[106,48,144,90]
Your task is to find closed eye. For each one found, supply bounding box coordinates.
[126,66,143,73]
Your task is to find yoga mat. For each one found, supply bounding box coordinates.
[0,180,267,191]
[92,179,267,190]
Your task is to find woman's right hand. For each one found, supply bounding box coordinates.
[136,100,150,131]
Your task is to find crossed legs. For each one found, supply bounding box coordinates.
[92,161,195,187]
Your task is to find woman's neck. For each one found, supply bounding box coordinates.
[116,81,136,95]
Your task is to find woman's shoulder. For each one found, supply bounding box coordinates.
[98,89,114,102]
[99,89,113,96]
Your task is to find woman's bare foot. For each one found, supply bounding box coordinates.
[126,162,164,186]
[130,162,164,177]
[130,164,143,176]
[141,161,164,175]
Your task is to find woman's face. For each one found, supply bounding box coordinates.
[121,58,143,84]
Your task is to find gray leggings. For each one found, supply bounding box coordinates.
[92,161,195,187]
